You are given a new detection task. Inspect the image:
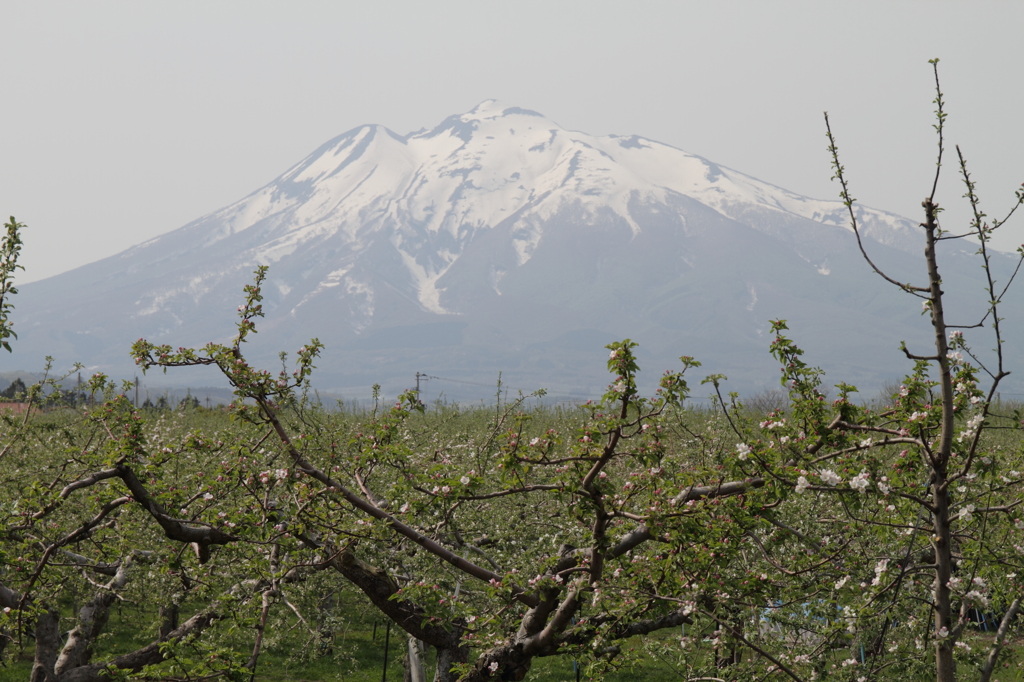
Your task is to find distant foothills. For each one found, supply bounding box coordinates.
[10,101,1023,403]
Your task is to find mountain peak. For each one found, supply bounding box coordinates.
[464,99,513,118]
[414,101,560,144]
[464,100,548,122]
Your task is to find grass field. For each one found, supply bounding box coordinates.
[3,604,1022,682]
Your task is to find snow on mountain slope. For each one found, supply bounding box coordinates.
[164,99,921,317]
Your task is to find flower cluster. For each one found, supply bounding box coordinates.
[849,471,870,492]
[871,559,888,586]
[257,468,290,485]
[819,469,842,486]
[957,413,985,443]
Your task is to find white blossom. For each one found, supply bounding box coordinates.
[795,476,810,493]
[850,472,871,492]
[819,469,842,486]
[966,589,989,607]
[735,443,751,461]
[871,559,889,586]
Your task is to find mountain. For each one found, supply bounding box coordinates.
[13,101,1023,402]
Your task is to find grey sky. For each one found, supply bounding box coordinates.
[3,1,1022,284]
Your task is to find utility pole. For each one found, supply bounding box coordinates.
[415,372,427,395]
[134,376,139,408]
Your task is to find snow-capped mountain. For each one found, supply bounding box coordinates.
[14,101,1020,400]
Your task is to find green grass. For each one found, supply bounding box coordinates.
[6,608,1024,682]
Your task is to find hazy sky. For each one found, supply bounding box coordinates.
[3,2,1023,284]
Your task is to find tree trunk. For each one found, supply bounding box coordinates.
[55,592,117,676]
[158,604,179,640]
[30,608,60,682]
[433,644,468,682]
[404,637,427,682]
[923,199,957,682]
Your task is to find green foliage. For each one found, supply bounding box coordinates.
[0,217,24,353]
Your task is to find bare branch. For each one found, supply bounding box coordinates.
[30,469,120,522]
[116,465,238,561]
[824,112,928,294]
[979,598,1020,682]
